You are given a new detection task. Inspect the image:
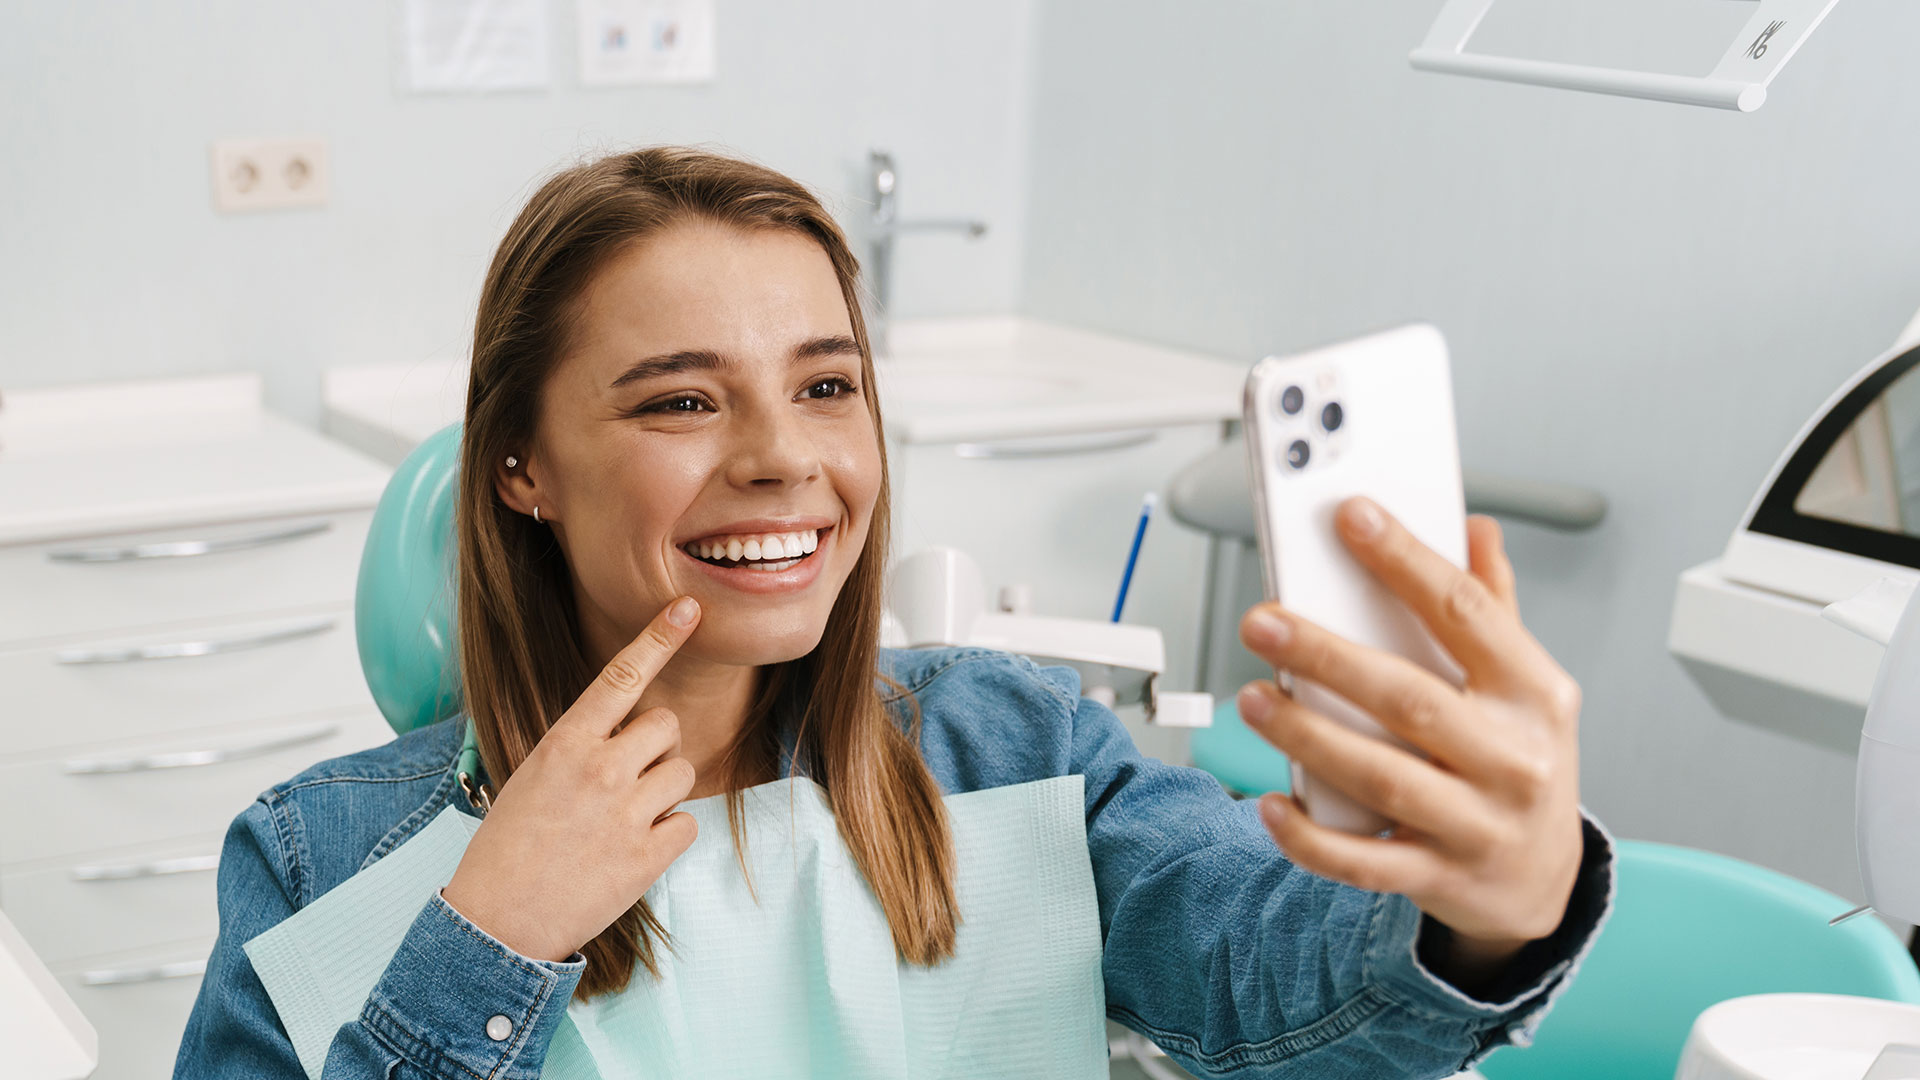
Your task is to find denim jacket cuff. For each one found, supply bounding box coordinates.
[1366,809,1617,1059]
[358,889,586,1080]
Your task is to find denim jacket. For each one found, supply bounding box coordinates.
[174,645,1614,1080]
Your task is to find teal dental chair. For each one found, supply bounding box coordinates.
[357,422,465,736]
[1476,841,1920,1080]
[1191,698,1292,797]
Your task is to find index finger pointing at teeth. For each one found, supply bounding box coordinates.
[562,595,701,738]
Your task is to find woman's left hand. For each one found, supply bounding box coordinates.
[1236,497,1585,983]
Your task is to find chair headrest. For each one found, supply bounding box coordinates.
[356,423,463,735]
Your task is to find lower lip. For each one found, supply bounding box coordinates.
[678,527,832,595]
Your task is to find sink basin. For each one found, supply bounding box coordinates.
[1678,993,1920,1080]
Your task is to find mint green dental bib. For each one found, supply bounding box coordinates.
[245,774,1108,1079]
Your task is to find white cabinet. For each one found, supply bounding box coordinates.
[0,374,392,1080]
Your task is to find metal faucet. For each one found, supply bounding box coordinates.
[865,149,988,358]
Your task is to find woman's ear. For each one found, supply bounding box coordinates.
[494,451,550,523]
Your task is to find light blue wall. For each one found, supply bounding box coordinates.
[0,1,1034,424]
[1020,0,1920,901]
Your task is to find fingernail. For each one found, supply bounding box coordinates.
[1345,498,1384,539]
[668,596,699,626]
[1259,794,1288,827]
[1248,609,1292,648]
[1237,683,1273,725]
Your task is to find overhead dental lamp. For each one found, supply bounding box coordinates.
[1411,0,1841,111]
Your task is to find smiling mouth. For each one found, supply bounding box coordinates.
[682,525,832,572]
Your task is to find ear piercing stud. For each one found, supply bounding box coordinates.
[505,455,541,523]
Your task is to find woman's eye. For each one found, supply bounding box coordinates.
[804,377,859,400]
[640,394,712,414]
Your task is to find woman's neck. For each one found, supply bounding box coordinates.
[640,654,761,799]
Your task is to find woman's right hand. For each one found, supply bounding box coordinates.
[441,595,704,963]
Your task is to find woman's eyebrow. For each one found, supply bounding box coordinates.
[610,335,860,390]
[610,349,725,390]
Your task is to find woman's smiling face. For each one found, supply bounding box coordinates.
[500,218,882,666]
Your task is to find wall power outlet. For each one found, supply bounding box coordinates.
[209,137,329,213]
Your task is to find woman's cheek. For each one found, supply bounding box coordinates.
[837,426,886,518]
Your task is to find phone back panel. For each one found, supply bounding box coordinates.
[1243,324,1467,829]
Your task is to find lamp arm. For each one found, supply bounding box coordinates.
[1410,0,1843,112]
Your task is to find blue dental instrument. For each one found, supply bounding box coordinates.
[1111,492,1156,622]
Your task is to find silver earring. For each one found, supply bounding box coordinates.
[533,505,541,524]
[505,455,518,468]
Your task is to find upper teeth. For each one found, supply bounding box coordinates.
[685,529,820,562]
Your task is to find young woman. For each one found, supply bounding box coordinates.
[174,147,1611,1080]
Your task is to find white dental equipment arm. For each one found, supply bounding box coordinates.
[883,547,1215,728]
[1411,0,1842,112]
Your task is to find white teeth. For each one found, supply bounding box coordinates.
[750,557,801,572]
[685,528,823,564]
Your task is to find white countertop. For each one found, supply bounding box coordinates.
[877,317,1247,443]
[0,374,392,546]
[321,317,1250,464]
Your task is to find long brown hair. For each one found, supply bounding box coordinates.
[454,146,958,997]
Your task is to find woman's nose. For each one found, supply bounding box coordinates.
[725,406,822,488]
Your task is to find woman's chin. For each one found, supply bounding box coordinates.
[689,621,828,668]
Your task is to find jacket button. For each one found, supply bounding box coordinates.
[486,1014,513,1042]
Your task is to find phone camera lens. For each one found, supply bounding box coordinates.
[1279,385,1304,416]
[1321,401,1343,432]
[1285,439,1311,470]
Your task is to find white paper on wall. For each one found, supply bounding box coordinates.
[577,0,716,85]
[401,0,551,93]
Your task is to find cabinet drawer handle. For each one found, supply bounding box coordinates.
[954,430,1157,460]
[47,519,332,563]
[55,615,337,666]
[63,722,339,775]
[80,957,207,986]
[71,853,220,881]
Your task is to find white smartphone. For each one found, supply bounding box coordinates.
[1242,323,1469,835]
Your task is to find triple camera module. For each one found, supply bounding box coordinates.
[1274,378,1345,473]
